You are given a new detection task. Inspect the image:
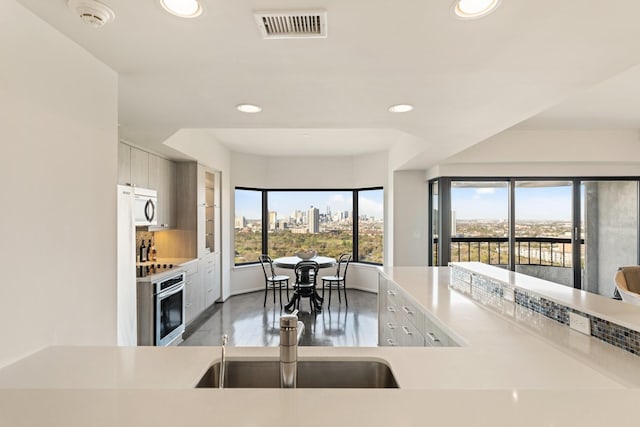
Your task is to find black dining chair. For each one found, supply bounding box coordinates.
[258,254,290,308]
[292,260,321,312]
[321,253,352,307]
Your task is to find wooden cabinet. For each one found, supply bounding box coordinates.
[176,162,221,310]
[379,274,456,347]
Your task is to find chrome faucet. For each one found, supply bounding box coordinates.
[219,334,228,389]
[280,312,305,388]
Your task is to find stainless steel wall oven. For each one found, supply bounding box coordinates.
[137,271,185,346]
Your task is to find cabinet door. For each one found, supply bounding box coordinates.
[148,153,161,190]
[185,269,204,325]
[117,142,131,185]
[201,253,219,308]
[161,158,176,228]
[130,147,149,188]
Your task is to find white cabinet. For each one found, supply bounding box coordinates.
[148,154,175,228]
[118,142,176,229]
[118,142,131,185]
[183,261,203,325]
[130,147,149,188]
[201,252,220,309]
[379,274,456,347]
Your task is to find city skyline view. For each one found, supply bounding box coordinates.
[235,190,384,221]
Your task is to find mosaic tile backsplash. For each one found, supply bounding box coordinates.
[450,265,640,356]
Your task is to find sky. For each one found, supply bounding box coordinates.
[451,184,574,220]
[235,189,384,220]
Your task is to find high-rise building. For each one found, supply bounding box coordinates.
[308,206,320,233]
[234,216,246,229]
[269,211,277,231]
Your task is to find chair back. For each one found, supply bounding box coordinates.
[259,254,276,279]
[336,253,352,279]
[295,260,319,285]
[615,267,640,305]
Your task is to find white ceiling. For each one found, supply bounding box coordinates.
[17,0,640,168]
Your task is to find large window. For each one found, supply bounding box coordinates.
[267,191,353,259]
[430,176,640,297]
[358,189,384,264]
[234,189,263,264]
[235,187,383,265]
[450,181,509,266]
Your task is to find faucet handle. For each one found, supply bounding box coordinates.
[280,314,299,328]
[221,334,228,345]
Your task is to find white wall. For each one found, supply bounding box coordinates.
[392,171,429,266]
[0,2,118,367]
[429,129,640,178]
[230,151,387,294]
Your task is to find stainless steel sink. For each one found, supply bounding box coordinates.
[195,360,399,388]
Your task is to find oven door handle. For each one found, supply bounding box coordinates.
[157,283,184,299]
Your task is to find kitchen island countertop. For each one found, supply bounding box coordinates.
[1,266,639,426]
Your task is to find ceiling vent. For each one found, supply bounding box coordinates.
[254,10,327,39]
[67,0,115,28]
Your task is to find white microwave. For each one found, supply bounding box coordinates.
[134,187,158,226]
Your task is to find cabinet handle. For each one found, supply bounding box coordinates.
[402,306,414,315]
[387,306,396,313]
[426,332,441,343]
[386,339,397,346]
[402,326,413,335]
[387,290,396,296]
[386,322,396,330]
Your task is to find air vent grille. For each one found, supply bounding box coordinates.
[254,10,327,39]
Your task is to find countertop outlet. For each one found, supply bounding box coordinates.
[569,312,591,336]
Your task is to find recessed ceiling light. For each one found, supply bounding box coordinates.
[452,0,501,20]
[388,104,414,113]
[236,104,262,113]
[160,0,203,18]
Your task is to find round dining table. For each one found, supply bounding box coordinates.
[273,256,336,312]
[272,256,336,269]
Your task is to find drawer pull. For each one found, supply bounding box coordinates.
[387,290,397,296]
[426,332,441,343]
[386,339,397,346]
[402,326,413,335]
[387,306,396,313]
[386,322,396,330]
[402,306,414,315]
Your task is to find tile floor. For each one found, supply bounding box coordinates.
[181,288,379,347]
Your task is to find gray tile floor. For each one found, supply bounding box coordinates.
[181,289,379,347]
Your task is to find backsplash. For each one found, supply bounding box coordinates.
[450,265,640,357]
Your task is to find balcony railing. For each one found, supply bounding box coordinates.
[434,237,583,268]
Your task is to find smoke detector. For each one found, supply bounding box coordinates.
[67,0,115,28]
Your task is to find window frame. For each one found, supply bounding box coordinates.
[234,186,384,266]
[429,175,640,291]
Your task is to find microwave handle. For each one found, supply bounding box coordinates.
[145,199,155,222]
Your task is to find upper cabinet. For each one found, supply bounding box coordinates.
[118,142,176,229]
[130,147,149,188]
[117,142,131,185]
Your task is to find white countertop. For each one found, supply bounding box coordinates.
[450,262,640,332]
[1,266,639,426]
